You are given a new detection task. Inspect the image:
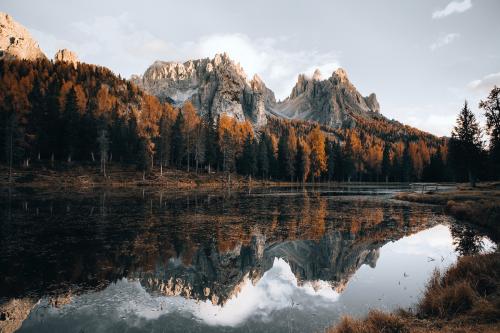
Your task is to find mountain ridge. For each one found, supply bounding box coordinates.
[0,11,404,134]
[134,54,383,129]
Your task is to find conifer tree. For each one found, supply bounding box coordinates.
[278,131,295,181]
[239,134,257,176]
[479,86,500,177]
[326,140,335,182]
[205,116,218,173]
[257,136,269,179]
[381,143,391,182]
[63,87,79,162]
[308,126,327,181]
[402,143,413,183]
[295,138,310,182]
[171,111,185,168]
[449,101,483,186]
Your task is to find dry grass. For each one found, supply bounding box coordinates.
[418,253,500,321]
[326,253,500,333]
[328,310,408,333]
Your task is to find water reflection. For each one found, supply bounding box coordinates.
[0,186,496,333]
[450,223,487,256]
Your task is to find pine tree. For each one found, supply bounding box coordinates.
[343,141,355,182]
[402,143,413,183]
[194,122,206,173]
[479,86,500,177]
[333,142,344,181]
[171,111,185,168]
[181,101,200,172]
[381,143,391,182]
[201,116,217,173]
[238,134,257,176]
[277,131,295,181]
[257,136,269,179]
[449,101,483,186]
[295,138,310,182]
[423,150,445,182]
[63,87,80,162]
[308,126,327,181]
[326,140,335,182]
[157,104,176,173]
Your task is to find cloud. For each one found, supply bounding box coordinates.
[432,0,472,19]
[467,72,500,94]
[430,33,460,51]
[193,33,340,99]
[40,258,338,329]
[29,13,340,100]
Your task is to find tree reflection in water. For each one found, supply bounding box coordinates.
[451,223,485,256]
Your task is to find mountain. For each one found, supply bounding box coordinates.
[273,68,381,128]
[1,12,447,184]
[0,11,410,133]
[136,56,381,128]
[54,48,79,68]
[132,53,275,126]
[0,12,46,61]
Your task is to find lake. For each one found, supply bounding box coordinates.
[0,185,496,333]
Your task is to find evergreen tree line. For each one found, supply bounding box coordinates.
[2,59,498,183]
[447,89,500,186]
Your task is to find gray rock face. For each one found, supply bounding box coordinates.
[136,231,382,305]
[0,12,46,61]
[54,48,78,68]
[136,56,380,128]
[273,68,380,128]
[132,53,274,126]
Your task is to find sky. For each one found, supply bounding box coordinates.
[2,0,500,136]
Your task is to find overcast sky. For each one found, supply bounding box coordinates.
[2,0,499,136]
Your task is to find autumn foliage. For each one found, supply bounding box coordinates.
[0,58,462,182]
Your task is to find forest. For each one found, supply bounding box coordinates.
[1,59,499,184]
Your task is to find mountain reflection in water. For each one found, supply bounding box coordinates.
[0,186,496,333]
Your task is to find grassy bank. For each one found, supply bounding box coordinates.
[395,183,500,237]
[328,252,500,333]
[0,164,289,190]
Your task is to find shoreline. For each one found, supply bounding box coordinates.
[394,182,500,238]
[0,164,431,190]
[327,183,500,333]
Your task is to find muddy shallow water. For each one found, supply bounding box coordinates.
[0,185,496,333]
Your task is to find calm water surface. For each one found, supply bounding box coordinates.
[0,185,496,333]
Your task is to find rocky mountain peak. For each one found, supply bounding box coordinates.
[312,69,322,81]
[273,66,381,127]
[332,67,349,82]
[134,53,271,126]
[250,74,264,90]
[135,54,381,128]
[0,12,46,61]
[54,48,78,68]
